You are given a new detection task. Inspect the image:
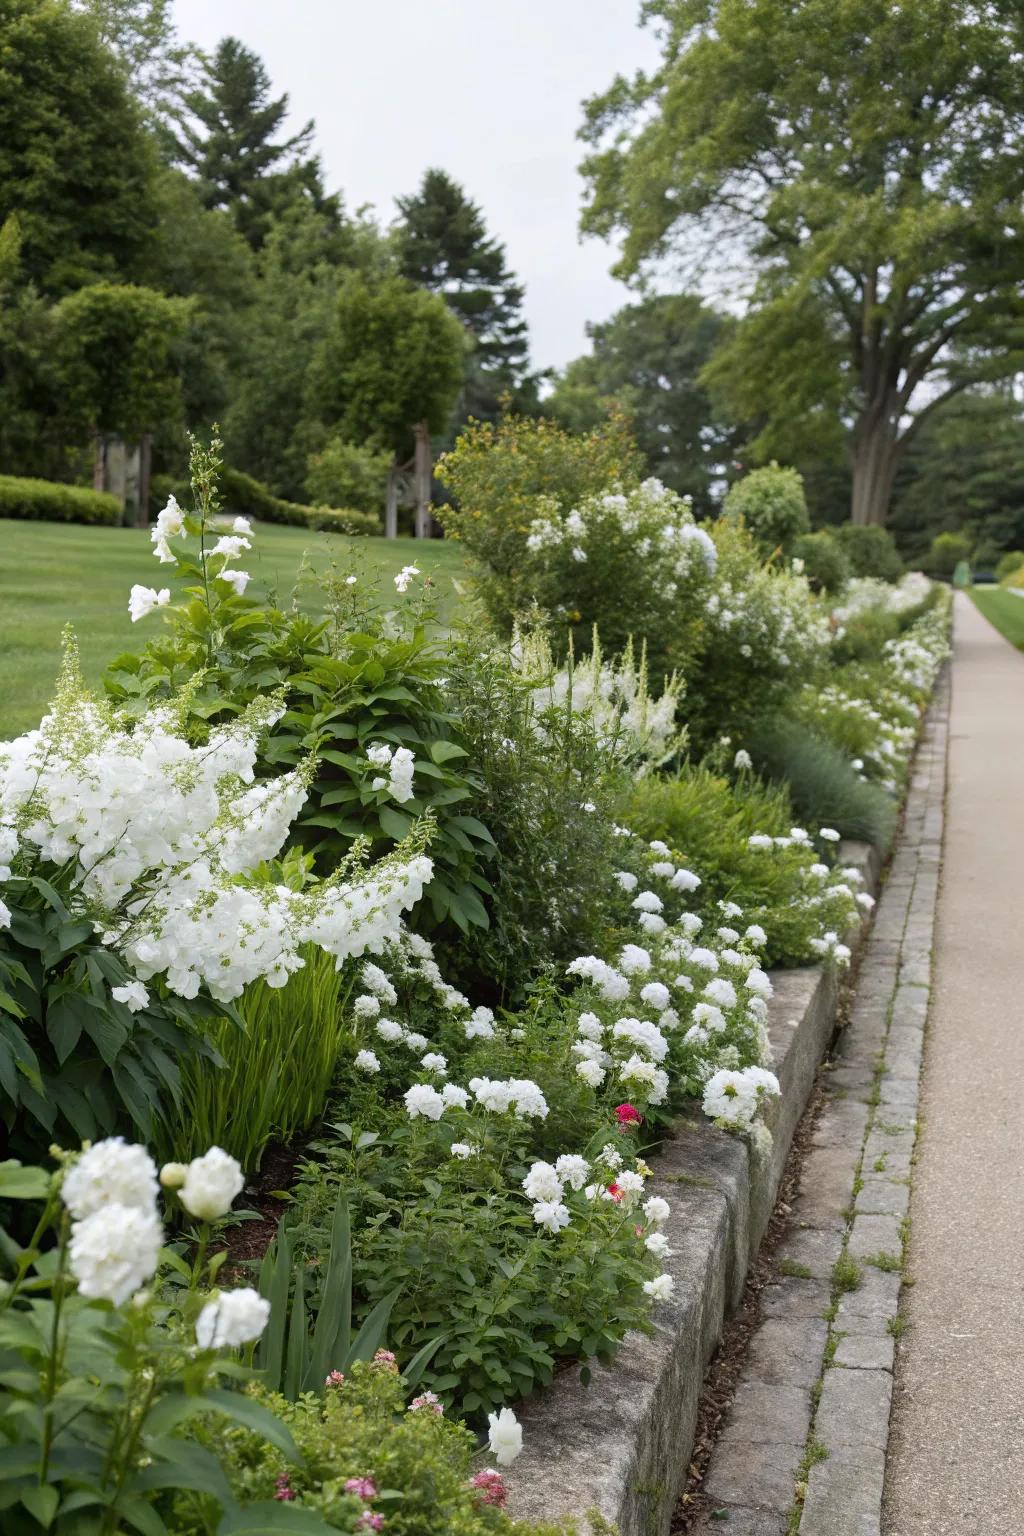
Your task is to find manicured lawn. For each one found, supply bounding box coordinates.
[0,519,469,737]
[969,586,1024,651]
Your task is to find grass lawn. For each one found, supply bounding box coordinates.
[0,519,470,738]
[968,585,1024,651]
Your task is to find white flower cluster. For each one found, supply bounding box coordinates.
[703,563,832,676]
[525,478,717,587]
[366,741,416,803]
[702,1066,782,1129]
[831,572,933,629]
[516,628,685,772]
[145,495,252,604]
[61,1137,267,1349]
[0,691,432,1003]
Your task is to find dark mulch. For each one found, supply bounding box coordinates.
[214,1138,305,1280]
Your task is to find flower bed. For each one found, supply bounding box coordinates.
[0,436,951,1535]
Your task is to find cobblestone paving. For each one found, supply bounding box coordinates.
[691,668,949,1536]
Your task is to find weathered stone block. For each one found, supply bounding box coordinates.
[814,1368,892,1450]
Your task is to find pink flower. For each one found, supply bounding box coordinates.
[409,1390,444,1415]
[274,1475,296,1502]
[470,1468,508,1507]
[615,1102,642,1127]
[606,1182,623,1203]
[372,1349,398,1371]
[358,1515,385,1531]
[345,1478,378,1499]
[324,1369,346,1388]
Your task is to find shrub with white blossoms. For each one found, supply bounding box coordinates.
[0,658,433,1005]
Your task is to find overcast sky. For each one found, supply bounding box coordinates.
[171,0,661,372]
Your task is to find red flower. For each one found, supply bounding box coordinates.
[470,1469,508,1507]
[274,1475,296,1502]
[615,1103,642,1126]
[607,1182,624,1203]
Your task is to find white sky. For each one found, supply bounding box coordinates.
[171,0,662,372]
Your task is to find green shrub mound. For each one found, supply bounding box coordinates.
[997,550,1024,583]
[835,523,904,582]
[0,473,121,525]
[746,717,897,846]
[722,461,810,556]
[793,528,851,594]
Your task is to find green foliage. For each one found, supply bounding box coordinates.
[792,530,850,595]
[435,411,644,635]
[53,280,190,439]
[835,523,905,583]
[168,939,345,1170]
[997,550,1024,582]
[169,35,341,251]
[0,1154,339,1536]
[746,718,897,846]
[174,1362,572,1536]
[0,0,159,293]
[396,167,534,422]
[723,463,810,557]
[625,767,856,968]
[0,875,222,1156]
[580,0,1024,527]
[930,530,973,577]
[306,272,467,458]
[0,474,121,525]
[305,436,391,515]
[545,293,737,514]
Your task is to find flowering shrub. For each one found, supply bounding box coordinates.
[171,1362,564,1536]
[0,644,430,1150]
[435,409,644,635]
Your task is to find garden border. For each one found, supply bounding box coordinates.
[504,836,884,1536]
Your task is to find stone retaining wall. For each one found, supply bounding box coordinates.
[505,839,881,1536]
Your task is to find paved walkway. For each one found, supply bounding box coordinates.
[884,594,1024,1534]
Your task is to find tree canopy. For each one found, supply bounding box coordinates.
[581,0,1024,526]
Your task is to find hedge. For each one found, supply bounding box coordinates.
[153,468,382,538]
[0,474,121,526]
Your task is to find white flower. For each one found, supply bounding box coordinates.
[375,1018,404,1043]
[650,860,675,878]
[451,1141,476,1158]
[639,981,671,1011]
[523,1161,563,1202]
[704,977,737,1009]
[195,1287,270,1349]
[734,748,752,770]
[576,1011,604,1041]
[0,899,10,930]
[421,1051,447,1076]
[671,868,701,893]
[354,1050,380,1073]
[394,564,421,593]
[111,980,149,1013]
[745,924,767,946]
[362,963,398,1003]
[857,892,876,910]
[600,1144,624,1170]
[62,1138,158,1220]
[179,1147,244,1221]
[68,1203,162,1304]
[645,1231,672,1259]
[619,944,652,975]
[632,890,663,914]
[643,1273,675,1302]
[210,535,251,560]
[614,871,639,892]
[820,827,840,842]
[554,1154,590,1190]
[232,516,252,535]
[532,1199,571,1234]
[488,1406,524,1466]
[128,585,170,623]
[643,1195,671,1227]
[404,1083,446,1121]
[440,1083,469,1109]
[745,968,773,999]
[576,1057,605,1087]
[509,1079,548,1120]
[353,994,381,1020]
[217,569,251,596]
[748,833,773,850]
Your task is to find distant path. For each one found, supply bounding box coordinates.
[884,593,1024,1533]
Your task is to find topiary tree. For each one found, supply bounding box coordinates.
[930,530,973,577]
[305,436,392,515]
[54,281,190,507]
[722,463,810,557]
[792,529,851,595]
[305,272,466,459]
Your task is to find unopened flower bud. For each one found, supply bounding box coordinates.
[159,1162,187,1189]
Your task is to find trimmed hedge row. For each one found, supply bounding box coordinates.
[0,474,121,526]
[153,467,382,538]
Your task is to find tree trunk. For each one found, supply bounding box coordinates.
[385,462,399,539]
[850,415,902,526]
[412,422,432,540]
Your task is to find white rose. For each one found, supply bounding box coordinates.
[69,1203,163,1304]
[62,1138,159,1220]
[195,1286,270,1349]
[487,1406,524,1466]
